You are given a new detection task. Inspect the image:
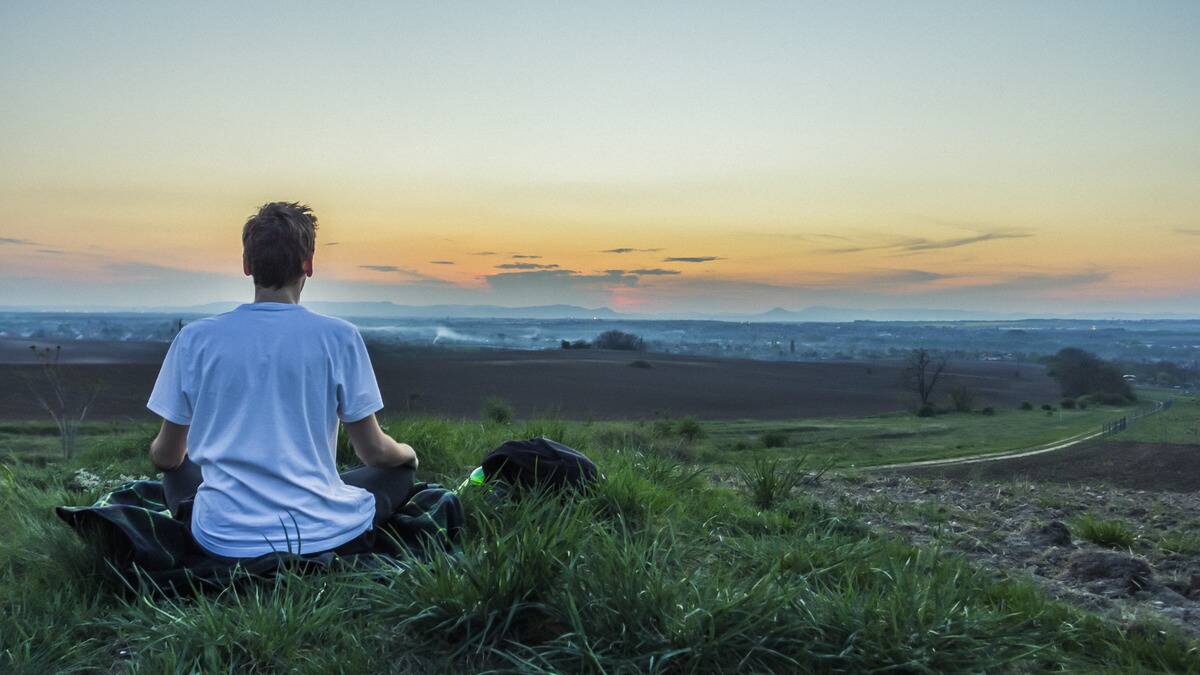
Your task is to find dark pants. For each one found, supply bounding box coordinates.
[163,457,416,553]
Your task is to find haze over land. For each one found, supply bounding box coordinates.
[2,2,1198,316]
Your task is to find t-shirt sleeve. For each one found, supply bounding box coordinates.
[337,328,384,423]
[147,333,194,425]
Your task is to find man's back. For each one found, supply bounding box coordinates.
[148,302,383,557]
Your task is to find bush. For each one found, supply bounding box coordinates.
[628,359,653,369]
[560,339,591,350]
[760,430,790,448]
[980,407,995,416]
[1076,397,1089,410]
[593,330,645,351]
[1073,514,1135,549]
[481,396,513,424]
[1060,398,1076,410]
[1020,401,1033,411]
[1041,404,1054,412]
[737,458,812,510]
[675,416,705,442]
[917,404,936,418]
[949,387,976,413]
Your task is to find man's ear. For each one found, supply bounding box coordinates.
[243,255,252,277]
[303,254,314,278]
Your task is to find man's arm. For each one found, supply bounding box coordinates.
[344,414,418,469]
[149,419,189,471]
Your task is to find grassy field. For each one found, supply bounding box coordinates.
[665,402,1143,468]
[2,414,1198,672]
[1105,393,1200,445]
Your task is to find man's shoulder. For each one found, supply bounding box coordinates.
[297,307,361,337]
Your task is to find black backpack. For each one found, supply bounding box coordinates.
[481,437,598,490]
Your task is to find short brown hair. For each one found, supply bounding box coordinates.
[242,202,318,289]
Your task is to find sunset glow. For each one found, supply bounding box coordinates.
[2,2,1197,314]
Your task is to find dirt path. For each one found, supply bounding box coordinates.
[870,401,1167,471]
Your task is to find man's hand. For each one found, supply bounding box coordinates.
[344,414,418,469]
[150,419,189,471]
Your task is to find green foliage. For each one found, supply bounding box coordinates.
[1060,397,1076,410]
[1020,401,1034,411]
[674,416,705,442]
[917,403,936,418]
[482,396,514,425]
[1073,514,1136,549]
[737,457,815,510]
[1044,347,1134,401]
[760,429,790,448]
[980,407,995,416]
[2,417,1198,673]
[949,386,976,413]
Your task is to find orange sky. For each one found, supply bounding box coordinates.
[1,3,1197,314]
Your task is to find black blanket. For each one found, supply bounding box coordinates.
[57,479,463,593]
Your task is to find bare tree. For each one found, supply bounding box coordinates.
[905,348,947,406]
[24,345,103,460]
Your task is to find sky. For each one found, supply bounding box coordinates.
[1,1,1198,315]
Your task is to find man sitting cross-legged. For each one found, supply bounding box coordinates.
[147,201,418,559]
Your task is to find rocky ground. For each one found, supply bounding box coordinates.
[807,473,1200,637]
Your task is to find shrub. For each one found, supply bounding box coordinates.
[1060,398,1076,410]
[917,404,936,418]
[560,339,591,350]
[1076,397,1089,410]
[593,330,645,351]
[980,407,995,416]
[949,386,976,413]
[760,430,790,448]
[737,457,812,510]
[1041,404,1053,412]
[1020,401,1033,411]
[675,416,705,442]
[1073,514,1135,549]
[481,396,513,424]
[628,359,653,369]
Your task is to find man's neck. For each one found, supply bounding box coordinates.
[253,283,303,305]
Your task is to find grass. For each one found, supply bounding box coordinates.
[1105,393,1200,445]
[2,417,1198,672]
[693,403,1137,468]
[1073,514,1137,549]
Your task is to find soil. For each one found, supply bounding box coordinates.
[902,441,1200,493]
[0,341,1059,421]
[804,473,1200,638]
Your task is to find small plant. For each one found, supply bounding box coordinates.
[917,403,936,418]
[737,457,821,510]
[675,416,705,441]
[1041,403,1053,411]
[481,396,514,424]
[949,386,976,413]
[1020,401,1034,411]
[980,407,995,416]
[1075,397,1089,410]
[1073,514,1135,549]
[760,429,790,448]
[1060,397,1076,410]
[23,344,103,460]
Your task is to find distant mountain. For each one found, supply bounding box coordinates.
[141,301,627,320]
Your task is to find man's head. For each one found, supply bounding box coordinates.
[241,202,318,289]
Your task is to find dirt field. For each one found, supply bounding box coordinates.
[0,340,1059,420]
[902,441,1200,492]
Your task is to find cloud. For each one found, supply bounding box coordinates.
[472,251,498,256]
[429,260,455,265]
[1176,228,1200,236]
[358,264,453,285]
[0,237,37,245]
[663,256,723,263]
[602,247,663,254]
[323,241,340,247]
[822,230,1032,254]
[628,268,681,276]
[37,249,64,255]
[854,269,949,285]
[496,262,560,270]
[511,254,542,259]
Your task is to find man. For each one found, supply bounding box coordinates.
[146,202,418,559]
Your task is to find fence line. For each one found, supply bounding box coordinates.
[1100,398,1171,436]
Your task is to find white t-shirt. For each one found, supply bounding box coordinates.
[147,302,383,558]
